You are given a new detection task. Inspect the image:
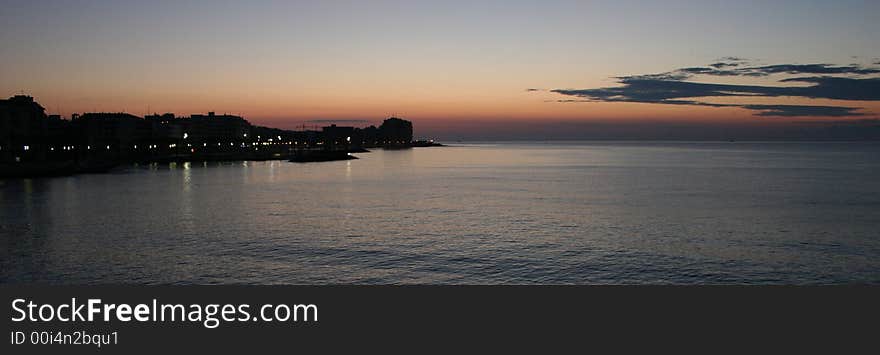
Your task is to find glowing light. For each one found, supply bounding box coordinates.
[183,132,189,139]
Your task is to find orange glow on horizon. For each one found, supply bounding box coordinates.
[21,88,878,130]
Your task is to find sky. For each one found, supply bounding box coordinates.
[2,0,879,139]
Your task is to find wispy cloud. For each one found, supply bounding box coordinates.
[796,118,880,125]
[708,56,749,69]
[633,63,880,80]
[546,59,880,117]
[742,104,864,117]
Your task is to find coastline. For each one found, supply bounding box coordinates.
[2,95,431,177]
[0,145,450,177]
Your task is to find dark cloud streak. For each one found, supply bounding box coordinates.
[708,57,748,69]
[743,105,864,117]
[653,63,880,80]
[548,60,880,118]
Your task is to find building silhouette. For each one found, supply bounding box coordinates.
[378,117,413,146]
[322,124,356,150]
[75,112,152,152]
[2,95,420,174]
[1,95,69,163]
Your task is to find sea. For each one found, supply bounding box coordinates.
[2,141,879,284]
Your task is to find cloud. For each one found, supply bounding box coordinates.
[642,63,880,81]
[680,67,747,76]
[796,118,880,125]
[546,60,880,118]
[742,105,864,117]
[708,56,748,69]
[779,76,880,100]
[734,64,880,76]
[617,72,692,81]
[525,88,541,92]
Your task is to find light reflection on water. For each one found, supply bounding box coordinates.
[2,142,879,284]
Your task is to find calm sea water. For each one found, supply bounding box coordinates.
[2,142,879,284]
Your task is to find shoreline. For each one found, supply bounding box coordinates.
[0,145,447,178]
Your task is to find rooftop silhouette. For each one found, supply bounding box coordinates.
[1,95,432,177]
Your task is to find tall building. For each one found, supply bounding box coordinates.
[74,112,151,151]
[1,95,50,161]
[378,117,413,145]
[186,112,251,142]
[322,124,356,150]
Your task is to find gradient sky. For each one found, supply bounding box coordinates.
[2,0,879,139]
